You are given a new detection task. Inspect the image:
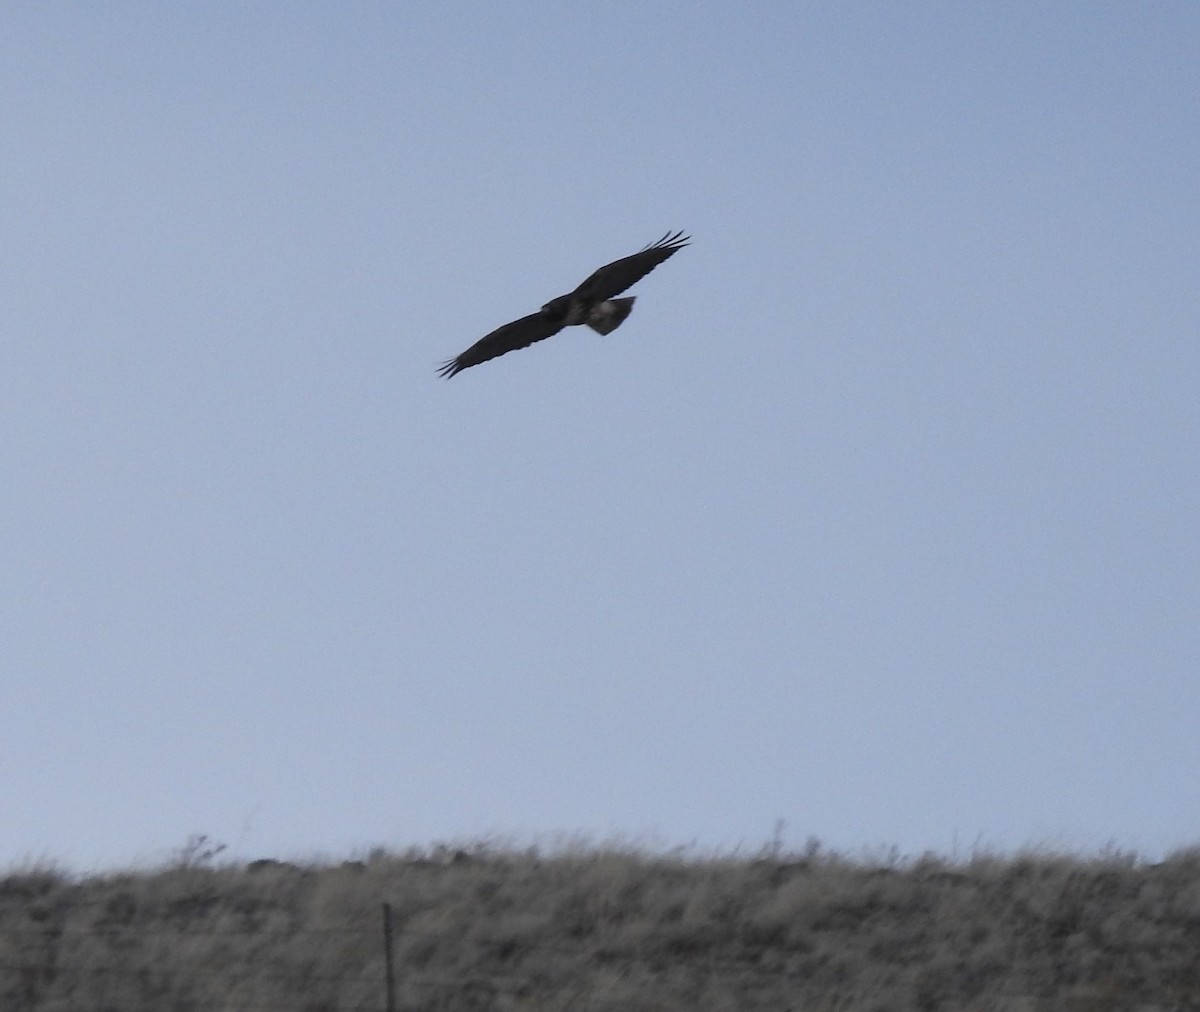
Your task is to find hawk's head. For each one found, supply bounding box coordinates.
[541,293,585,325]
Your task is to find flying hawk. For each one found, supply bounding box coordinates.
[438,231,690,378]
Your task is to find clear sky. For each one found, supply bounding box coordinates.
[3,3,1198,872]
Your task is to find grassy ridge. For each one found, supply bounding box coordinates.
[2,841,1199,1011]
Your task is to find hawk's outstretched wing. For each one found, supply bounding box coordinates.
[437,312,567,379]
[571,231,691,302]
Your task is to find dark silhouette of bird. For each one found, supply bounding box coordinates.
[438,231,690,378]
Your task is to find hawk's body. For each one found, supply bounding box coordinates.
[438,231,689,378]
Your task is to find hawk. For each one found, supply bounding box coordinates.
[438,231,690,378]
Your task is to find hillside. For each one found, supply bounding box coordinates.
[2,841,1199,1011]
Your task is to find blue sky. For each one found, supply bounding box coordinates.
[3,3,1198,871]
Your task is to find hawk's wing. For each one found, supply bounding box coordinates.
[571,231,690,302]
[438,312,567,378]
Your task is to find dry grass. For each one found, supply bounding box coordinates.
[2,840,1199,1011]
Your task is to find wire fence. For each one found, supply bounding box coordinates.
[3,876,1196,1012]
[0,898,847,1012]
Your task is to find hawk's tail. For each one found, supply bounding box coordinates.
[586,297,635,336]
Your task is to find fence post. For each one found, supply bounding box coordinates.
[382,901,396,1012]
